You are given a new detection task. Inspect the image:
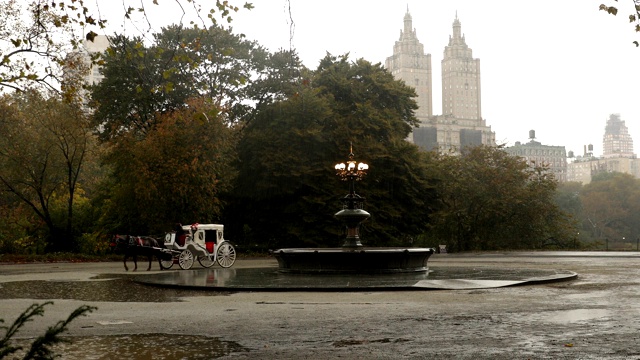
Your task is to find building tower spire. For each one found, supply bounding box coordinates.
[385,9,433,121]
[403,6,413,39]
[442,13,481,120]
[450,12,464,45]
[386,8,494,153]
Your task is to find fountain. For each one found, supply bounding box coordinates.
[271,146,435,274]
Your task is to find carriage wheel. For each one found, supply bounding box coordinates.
[197,255,215,268]
[178,250,194,270]
[160,257,174,270]
[216,242,236,268]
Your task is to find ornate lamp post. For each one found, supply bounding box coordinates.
[334,145,370,247]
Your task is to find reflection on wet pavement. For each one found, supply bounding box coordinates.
[0,266,577,300]
[136,266,577,291]
[13,334,248,359]
[0,275,229,302]
[542,308,611,324]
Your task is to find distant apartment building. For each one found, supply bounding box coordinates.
[81,35,110,85]
[64,35,109,81]
[566,145,598,183]
[63,35,110,103]
[568,154,640,184]
[567,114,639,184]
[385,10,495,153]
[602,114,634,158]
[505,130,567,182]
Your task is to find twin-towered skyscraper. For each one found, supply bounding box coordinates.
[385,9,494,153]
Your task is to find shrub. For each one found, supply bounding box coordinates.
[0,302,96,359]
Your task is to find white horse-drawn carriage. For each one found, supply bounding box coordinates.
[161,223,236,270]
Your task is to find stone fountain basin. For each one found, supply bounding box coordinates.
[270,247,435,274]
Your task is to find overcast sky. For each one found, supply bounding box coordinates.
[100,0,640,158]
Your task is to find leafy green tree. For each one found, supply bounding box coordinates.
[555,181,584,246]
[91,24,286,140]
[230,54,434,248]
[313,54,419,139]
[579,172,640,245]
[90,34,196,141]
[244,49,305,114]
[230,86,337,248]
[555,181,584,218]
[154,25,274,124]
[424,145,574,252]
[0,91,96,251]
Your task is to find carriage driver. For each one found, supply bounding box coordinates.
[174,223,187,246]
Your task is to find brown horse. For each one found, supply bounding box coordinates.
[110,235,164,271]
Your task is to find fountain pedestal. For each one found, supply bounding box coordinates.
[272,247,434,274]
[334,193,370,247]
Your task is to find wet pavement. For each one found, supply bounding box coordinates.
[2,253,640,359]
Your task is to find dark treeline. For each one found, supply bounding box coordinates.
[1,24,626,254]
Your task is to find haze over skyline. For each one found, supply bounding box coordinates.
[96,0,640,158]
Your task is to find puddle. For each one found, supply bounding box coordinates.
[96,320,134,325]
[561,291,611,300]
[0,278,229,302]
[11,334,249,359]
[542,308,611,324]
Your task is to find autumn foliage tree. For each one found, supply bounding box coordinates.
[96,99,237,235]
[599,0,640,46]
[0,90,96,251]
[0,0,251,92]
[0,0,107,92]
